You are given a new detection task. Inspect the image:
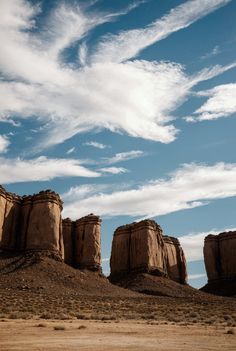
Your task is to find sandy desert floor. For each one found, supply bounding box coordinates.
[0,319,235,351]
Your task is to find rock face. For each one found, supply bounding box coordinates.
[62,218,74,266]
[0,187,21,250]
[62,215,102,271]
[0,187,63,257]
[204,231,236,282]
[163,236,187,284]
[0,186,102,272]
[24,191,63,255]
[110,219,187,284]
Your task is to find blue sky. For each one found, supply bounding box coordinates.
[0,0,236,288]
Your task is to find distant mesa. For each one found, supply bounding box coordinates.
[0,186,101,272]
[110,219,187,286]
[201,231,236,297]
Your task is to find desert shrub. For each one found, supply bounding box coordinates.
[54,325,66,331]
[226,328,234,335]
[78,325,86,329]
[36,323,47,327]
[223,315,231,321]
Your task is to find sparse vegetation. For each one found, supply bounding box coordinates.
[54,325,66,331]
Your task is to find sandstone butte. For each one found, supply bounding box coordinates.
[203,231,236,282]
[110,219,187,284]
[2,184,235,294]
[0,186,101,271]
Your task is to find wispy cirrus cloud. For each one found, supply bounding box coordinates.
[201,45,221,60]
[66,147,76,154]
[0,0,234,153]
[0,135,10,154]
[0,156,100,184]
[185,83,236,122]
[90,0,231,64]
[83,141,110,149]
[102,150,144,164]
[99,167,128,175]
[62,162,236,219]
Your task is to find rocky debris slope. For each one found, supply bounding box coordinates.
[201,231,236,296]
[110,220,187,285]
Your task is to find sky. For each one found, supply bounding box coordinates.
[0,0,236,288]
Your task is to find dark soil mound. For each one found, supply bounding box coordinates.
[0,251,135,297]
[0,252,235,324]
[201,280,236,297]
[109,272,217,299]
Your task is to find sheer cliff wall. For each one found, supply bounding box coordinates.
[204,231,236,282]
[0,187,63,257]
[62,214,101,271]
[110,219,187,284]
[0,186,101,272]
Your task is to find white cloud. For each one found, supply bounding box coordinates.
[0,135,10,154]
[188,273,206,280]
[103,150,144,164]
[201,45,221,60]
[84,141,110,149]
[0,156,100,184]
[186,83,236,122]
[99,167,128,175]
[66,147,75,154]
[90,0,231,64]
[62,162,236,219]
[0,0,234,152]
[179,227,236,262]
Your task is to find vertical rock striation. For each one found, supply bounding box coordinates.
[74,215,101,271]
[0,186,102,272]
[110,219,187,284]
[62,218,74,266]
[0,187,63,258]
[62,215,102,271]
[163,236,187,284]
[204,231,236,282]
[25,191,64,257]
[0,187,21,250]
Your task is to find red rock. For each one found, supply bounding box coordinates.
[110,219,187,284]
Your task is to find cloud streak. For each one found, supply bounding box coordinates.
[62,162,236,219]
[0,156,100,184]
[84,141,110,149]
[0,0,234,152]
[0,135,10,154]
[102,150,144,164]
[185,83,236,122]
[90,0,231,63]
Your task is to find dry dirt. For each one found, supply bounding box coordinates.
[0,319,235,351]
[1,253,236,350]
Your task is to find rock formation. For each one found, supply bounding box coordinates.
[0,187,21,250]
[163,236,187,284]
[0,186,102,272]
[110,219,187,284]
[74,215,101,271]
[62,214,102,271]
[204,231,236,282]
[62,218,74,266]
[0,187,63,257]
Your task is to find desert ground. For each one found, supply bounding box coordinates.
[0,319,236,351]
[0,254,236,351]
